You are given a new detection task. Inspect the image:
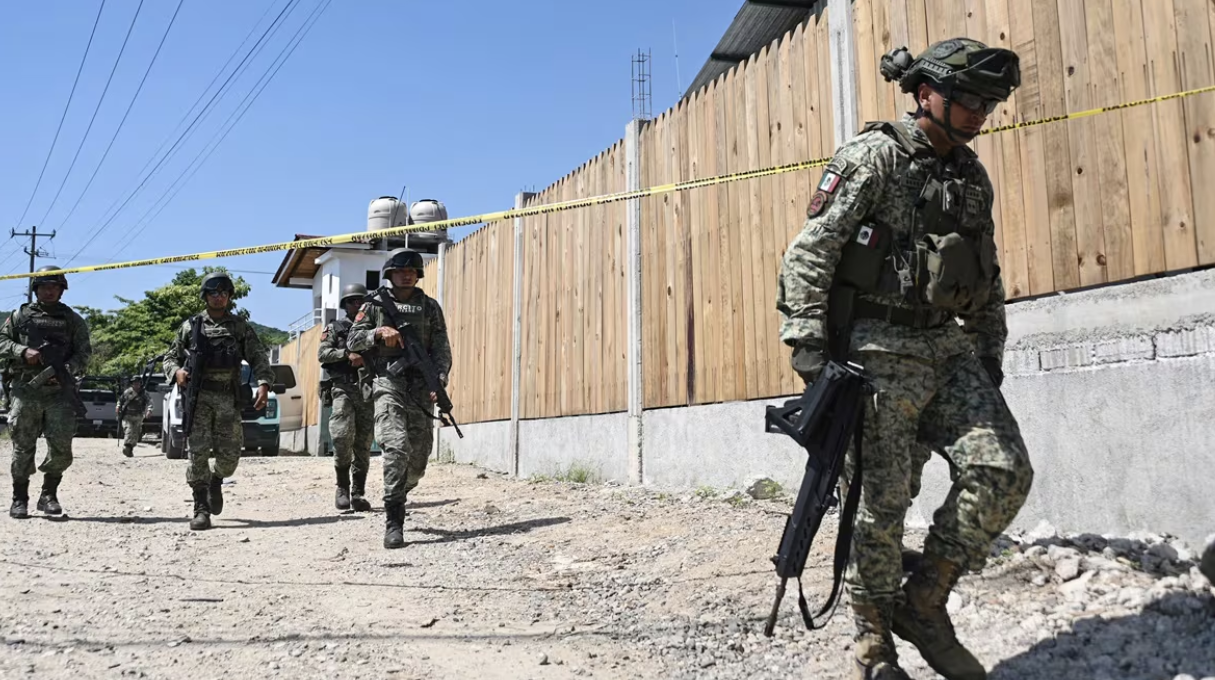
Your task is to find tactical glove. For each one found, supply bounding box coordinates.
[791,340,826,385]
[979,355,1003,388]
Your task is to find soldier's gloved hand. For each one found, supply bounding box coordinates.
[347,352,364,367]
[438,372,448,388]
[979,356,1004,388]
[791,340,826,385]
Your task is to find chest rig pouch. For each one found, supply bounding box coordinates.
[194,318,252,407]
[914,164,995,312]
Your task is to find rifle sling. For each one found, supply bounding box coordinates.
[797,400,866,630]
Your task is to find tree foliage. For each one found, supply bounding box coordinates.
[77,267,284,376]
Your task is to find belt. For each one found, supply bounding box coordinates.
[853,299,951,330]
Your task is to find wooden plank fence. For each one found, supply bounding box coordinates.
[352,0,1215,426]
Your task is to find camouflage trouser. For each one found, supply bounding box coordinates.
[186,388,243,486]
[840,350,1034,606]
[8,385,76,480]
[372,377,434,504]
[122,414,144,449]
[330,381,373,477]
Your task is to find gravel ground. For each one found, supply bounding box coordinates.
[1,436,1212,680]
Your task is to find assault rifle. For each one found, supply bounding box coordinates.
[180,316,205,438]
[25,326,86,417]
[371,290,463,439]
[761,359,874,636]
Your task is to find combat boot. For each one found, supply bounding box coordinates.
[892,551,986,680]
[350,469,372,512]
[36,475,63,515]
[383,501,405,549]
[208,476,224,516]
[9,479,30,519]
[851,602,911,679]
[122,444,134,458]
[189,484,211,530]
[334,465,351,511]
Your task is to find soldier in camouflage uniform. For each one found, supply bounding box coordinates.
[0,266,91,519]
[116,377,150,457]
[163,271,274,530]
[318,283,374,512]
[348,249,451,549]
[776,39,1033,680]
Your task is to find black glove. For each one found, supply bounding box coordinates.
[791,340,826,384]
[979,355,1003,388]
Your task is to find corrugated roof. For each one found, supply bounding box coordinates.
[684,0,823,99]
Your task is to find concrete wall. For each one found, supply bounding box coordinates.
[443,269,1215,547]
[280,424,320,456]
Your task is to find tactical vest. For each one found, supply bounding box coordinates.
[326,317,358,378]
[369,287,433,380]
[121,389,148,415]
[12,305,75,379]
[833,121,997,314]
[192,315,243,380]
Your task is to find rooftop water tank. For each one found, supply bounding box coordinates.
[409,199,448,225]
[367,196,410,232]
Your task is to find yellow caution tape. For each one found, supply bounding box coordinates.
[5,82,1215,281]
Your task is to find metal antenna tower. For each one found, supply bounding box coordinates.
[631,48,653,122]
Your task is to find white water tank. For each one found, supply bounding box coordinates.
[409,199,448,225]
[367,196,410,232]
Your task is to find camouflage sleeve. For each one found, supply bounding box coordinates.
[0,309,27,360]
[776,140,891,347]
[317,322,347,364]
[118,389,128,411]
[242,322,274,386]
[346,302,381,353]
[957,172,1008,361]
[162,320,190,380]
[66,309,92,376]
[428,298,452,376]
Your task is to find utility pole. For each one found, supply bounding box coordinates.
[10,225,55,303]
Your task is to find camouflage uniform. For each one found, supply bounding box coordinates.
[0,299,91,517]
[318,312,375,510]
[163,311,273,522]
[348,286,451,506]
[117,386,150,455]
[777,39,1032,678]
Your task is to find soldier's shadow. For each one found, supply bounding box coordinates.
[406,516,571,546]
[214,515,363,529]
[988,591,1215,679]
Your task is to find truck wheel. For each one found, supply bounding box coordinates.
[166,435,186,460]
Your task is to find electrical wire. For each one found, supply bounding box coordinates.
[10,0,107,231]
[49,0,185,232]
[78,0,332,281]
[62,0,301,267]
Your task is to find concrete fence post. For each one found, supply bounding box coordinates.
[432,240,448,462]
[625,119,644,485]
[828,0,859,147]
[510,191,534,478]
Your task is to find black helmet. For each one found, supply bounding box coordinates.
[881,37,1020,104]
[31,265,68,291]
[339,283,368,306]
[200,271,235,299]
[382,248,425,279]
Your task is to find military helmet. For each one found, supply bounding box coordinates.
[200,271,235,299]
[382,248,425,279]
[881,37,1020,104]
[339,282,368,306]
[31,265,68,291]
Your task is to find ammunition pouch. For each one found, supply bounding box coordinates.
[835,222,898,294]
[916,231,994,312]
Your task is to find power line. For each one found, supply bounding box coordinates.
[86,0,333,277]
[49,0,186,233]
[11,0,107,230]
[62,0,302,268]
[37,0,146,227]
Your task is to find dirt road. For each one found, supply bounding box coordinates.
[1,437,1212,680]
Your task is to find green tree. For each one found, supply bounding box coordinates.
[85,267,284,376]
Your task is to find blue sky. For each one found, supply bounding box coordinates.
[0,0,744,330]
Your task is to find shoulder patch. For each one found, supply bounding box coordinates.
[808,190,830,218]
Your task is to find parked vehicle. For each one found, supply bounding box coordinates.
[76,376,121,438]
[160,362,294,459]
